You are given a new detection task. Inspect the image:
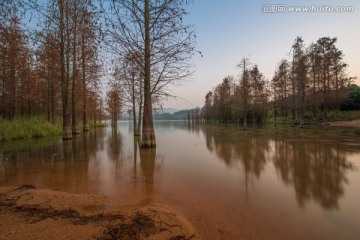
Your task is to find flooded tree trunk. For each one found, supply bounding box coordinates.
[132,71,139,136]
[72,0,80,135]
[141,0,156,148]
[141,85,155,147]
[59,0,72,140]
[81,30,89,132]
[137,82,143,136]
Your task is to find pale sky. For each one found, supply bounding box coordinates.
[164,0,360,110]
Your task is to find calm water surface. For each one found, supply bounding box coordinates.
[1,121,360,239]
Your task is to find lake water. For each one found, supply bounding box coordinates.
[1,121,360,239]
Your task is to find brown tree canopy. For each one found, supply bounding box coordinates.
[203,36,354,125]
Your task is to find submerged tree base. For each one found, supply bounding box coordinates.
[141,128,156,148]
[141,140,156,148]
[72,128,81,135]
[62,126,72,140]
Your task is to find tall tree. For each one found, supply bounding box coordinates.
[36,32,61,123]
[317,37,336,122]
[218,77,232,122]
[78,1,99,132]
[204,91,213,121]
[329,44,348,111]
[106,81,122,128]
[248,65,267,124]
[117,51,143,136]
[71,0,80,134]
[81,13,88,131]
[272,59,290,125]
[102,0,196,148]
[58,0,72,139]
[291,36,307,127]
[238,57,251,128]
[307,43,322,119]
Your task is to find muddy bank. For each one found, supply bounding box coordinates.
[0,185,199,240]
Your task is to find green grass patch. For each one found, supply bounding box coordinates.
[0,116,62,141]
[89,120,107,128]
[0,117,108,142]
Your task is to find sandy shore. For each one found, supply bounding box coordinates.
[0,185,200,240]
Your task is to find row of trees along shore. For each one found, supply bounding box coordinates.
[201,37,357,128]
[0,0,103,138]
[1,0,197,148]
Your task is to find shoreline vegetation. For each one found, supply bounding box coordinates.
[198,37,360,129]
[0,116,107,142]
[267,110,360,127]
[1,111,359,142]
[188,109,360,128]
[0,185,199,240]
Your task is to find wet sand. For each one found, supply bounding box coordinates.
[0,185,199,240]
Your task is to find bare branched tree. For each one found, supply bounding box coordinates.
[101,0,197,148]
[115,51,143,136]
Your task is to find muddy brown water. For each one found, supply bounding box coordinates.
[1,121,360,240]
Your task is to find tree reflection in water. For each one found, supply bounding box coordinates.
[106,127,123,163]
[139,147,156,199]
[0,121,357,212]
[134,136,163,204]
[199,125,356,210]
